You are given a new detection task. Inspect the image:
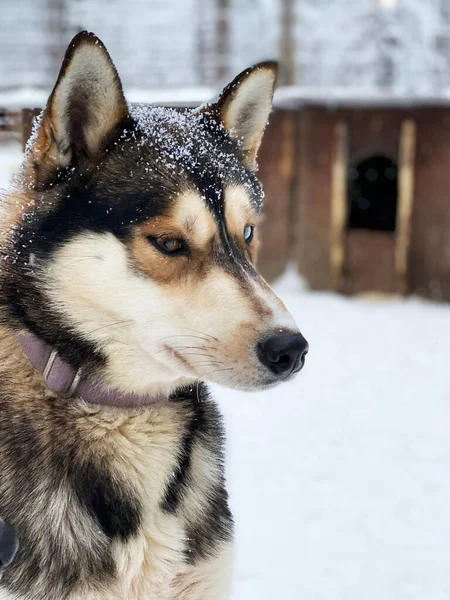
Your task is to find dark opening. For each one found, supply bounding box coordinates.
[348,155,398,232]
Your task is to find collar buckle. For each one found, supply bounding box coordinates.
[43,349,82,399]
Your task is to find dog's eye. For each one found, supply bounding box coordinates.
[149,236,187,256]
[244,225,254,244]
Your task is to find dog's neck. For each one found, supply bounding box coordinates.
[16,331,179,408]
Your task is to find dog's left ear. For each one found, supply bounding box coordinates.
[34,31,129,168]
[209,62,278,171]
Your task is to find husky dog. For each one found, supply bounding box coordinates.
[0,32,308,600]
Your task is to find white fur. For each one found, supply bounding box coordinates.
[223,68,276,168]
[52,42,125,159]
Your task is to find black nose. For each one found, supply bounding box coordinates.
[0,518,18,570]
[257,333,309,379]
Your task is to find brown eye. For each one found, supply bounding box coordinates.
[149,236,187,256]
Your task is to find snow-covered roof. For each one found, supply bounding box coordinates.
[274,87,450,110]
[2,85,450,113]
[0,87,217,111]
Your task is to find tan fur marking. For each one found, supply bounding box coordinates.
[224,186,257,237]
[172,190,217,247]
[132,190,218,284]
[224,185,260,260]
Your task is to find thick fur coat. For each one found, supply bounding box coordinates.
[0,32,306,599]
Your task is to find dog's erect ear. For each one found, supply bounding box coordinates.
[212,62,277,170]
[35,31,128,167]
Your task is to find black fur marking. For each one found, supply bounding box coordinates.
[161,424,196,514]
[185,395,234,564]
[162,385,210,514]
[185,484,233,565]
[163,386,234,563]
[73,459,142,542]
[0,394,116,599]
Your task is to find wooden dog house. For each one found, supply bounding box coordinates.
[258,96,450,302]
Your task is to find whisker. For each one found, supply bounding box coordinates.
[202,367,233,376]
[162,334,213,343]
[84,319,133,336]
[168,345,209,351]
[149,346,215,360]
[187,361,223,367]
[178,327,219,342]
[174,352,216,359]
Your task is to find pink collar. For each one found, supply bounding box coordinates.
[16,332,165,408]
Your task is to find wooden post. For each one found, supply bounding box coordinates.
[47,0,67,84]
[330,122,349,292]
[282,110,297,258]
[279,0,296,85]
[197,0,207,85]
[216,0,229,82]
[395,119,416,294]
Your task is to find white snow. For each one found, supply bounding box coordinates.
[0,148,449,599]
[2,0,450,102]
[298,0,450,95]
[216,268,450,599]
[275,86,450,109]
[0,142,23,189]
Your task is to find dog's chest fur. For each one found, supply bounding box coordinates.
[0,333,232,600]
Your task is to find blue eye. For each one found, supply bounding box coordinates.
[244,225,254,244]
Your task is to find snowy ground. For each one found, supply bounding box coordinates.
[0,142,23,189]
[217,272,450,600]
[1,141,449,599]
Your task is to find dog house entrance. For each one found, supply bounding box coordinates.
[348,155,398,232]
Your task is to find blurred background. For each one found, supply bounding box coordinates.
[2,0,450,93]
[0,2,450,600]
[1,0,450,300]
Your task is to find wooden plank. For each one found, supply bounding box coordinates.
[346,230,397,295]
[395,119,417,294]
[216,0,229,82]
[279,0,296,85]
[257,111,296,282]
[330,121,349,291]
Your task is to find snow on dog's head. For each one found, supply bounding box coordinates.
[3,31,308,395]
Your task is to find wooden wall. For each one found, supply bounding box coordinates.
[410,108,450,301]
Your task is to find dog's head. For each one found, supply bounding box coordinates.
[4,32,308,396]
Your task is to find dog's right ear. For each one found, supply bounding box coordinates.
[200,62,278,171]
[33,31,129,169]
